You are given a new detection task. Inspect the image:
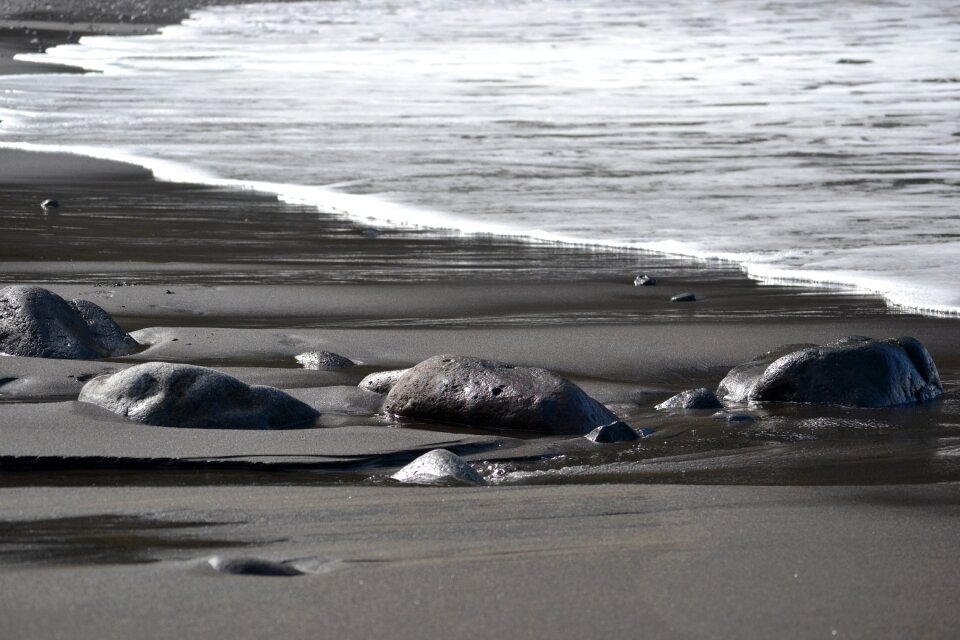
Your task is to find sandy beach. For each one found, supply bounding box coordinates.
[2,2,959,638]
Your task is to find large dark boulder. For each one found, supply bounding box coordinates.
[78,362,320,429]
[717,336,942,408]
[382,354,623,435]
[0,285,139,359]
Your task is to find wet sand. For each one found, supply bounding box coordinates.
[2,6,960,639]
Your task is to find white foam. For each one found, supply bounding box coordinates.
[2,0,959,316]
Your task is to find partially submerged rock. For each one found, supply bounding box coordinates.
[383,354,622,435]
[78,362,320,429]
[655,388,723,410]
[208,556,304,577]
[713,412,755,426]
[295,350,355,370]
[584,422,641,443]
[670,292,698,302]
[390,449,486,486]
[634,274,657,286]
[0,285,139,359]
[717,336,943,408]
[358,368,408,394]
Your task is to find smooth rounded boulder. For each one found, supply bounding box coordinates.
[382,354,623,435]
[655,388,723,410]
[717,336,943,408]
[358,369,409,394]
[295,351,355,370]
[0,285,140,359]
[390,449,486,486]
[78,362,320,429]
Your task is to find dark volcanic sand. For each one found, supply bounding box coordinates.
[1,5,959,639]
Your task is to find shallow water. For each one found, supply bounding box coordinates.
[2,0,960,314]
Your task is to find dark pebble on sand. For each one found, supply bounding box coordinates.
[670,292,698,302]
[633,274,657,286]
[41,199,59,209]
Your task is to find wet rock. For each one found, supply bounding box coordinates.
[585,422,641,443]
[633,274,657,286]
[383,354,622,435]
[670,292,698,302]
[78,362,320,429]
[0,285,140,359]
[295,350,355,370]
[717,336,943,408]
[390,449,486,486]
[358,368,409,394]
[713,412,755,426]
[40,198,59,209]
[208,556,304,577]
[655,388,723,410]
[67,299,140,357]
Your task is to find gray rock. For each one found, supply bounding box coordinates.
[585,422,640,443]
[78,362,320,429]
[713,412,755,426]
[390,449,486,486]
[670,292,698,302]
[41,199,59,209]
[383,354,622,435]
[358,368,409,394]
[295,350,355,370]
[67,299,140,357]
[717,336,943,408]
[0,285,140,359]
[634,274,657,286]
[208,556,304,577]
[655,388,723,410]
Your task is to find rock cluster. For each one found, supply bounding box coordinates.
[0,285,139,359]
[79,362,319,429]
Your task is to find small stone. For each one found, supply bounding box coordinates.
[713,412,755,426]
[655,388,723,410]
[358,369,408,394]
[391,449,486,486]
[670,292,698,302]
[40,199,59,209]
[165,290,174,294]
[207,556,303,577]
[295,351,355,370]
[633,274,657,286]
[584,422,640,443]
[359,228,381,238]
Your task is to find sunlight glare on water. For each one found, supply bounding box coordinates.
[3,0,960,313]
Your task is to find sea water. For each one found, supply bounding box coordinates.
[2,0,959,314]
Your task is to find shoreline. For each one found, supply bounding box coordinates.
[2,4,960,638]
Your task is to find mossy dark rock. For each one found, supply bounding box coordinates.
[78,362,319,429]
[717,336,942,408]
[383,354,621,435]
[0,285,139,359]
